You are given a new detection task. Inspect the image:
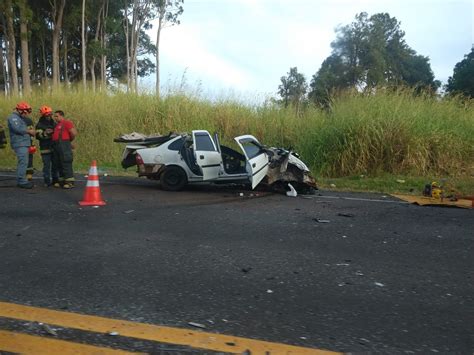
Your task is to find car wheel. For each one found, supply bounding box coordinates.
[160,166,188,191]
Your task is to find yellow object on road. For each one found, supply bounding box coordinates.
[392,194,473,209]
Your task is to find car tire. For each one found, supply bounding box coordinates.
[160,166,188,191]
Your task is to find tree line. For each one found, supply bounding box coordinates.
[278,12,474,111]
[0,0,183,96]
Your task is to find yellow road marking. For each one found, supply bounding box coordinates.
[0,301,339,354]
[0,330,139,354]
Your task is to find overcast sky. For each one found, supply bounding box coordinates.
[143,0,473,101]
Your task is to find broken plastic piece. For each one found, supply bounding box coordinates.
[286,183,297,197]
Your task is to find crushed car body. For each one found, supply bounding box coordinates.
[114,130,317,192]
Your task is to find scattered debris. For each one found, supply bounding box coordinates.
[103,173,108,177]
[396,179,406,184]
[330,183,336,188]
[188,322,207,329]
[241,267,252,273]
[337,212,355,217]
[286,183,297,197]
[239,193,244,197]
[392,194,473,209]
[342,235,347,238]
[123,210,135,214]
[108,331,119,336]
[336,263,350,266]
[266,289,274,294]
[313,218,330,223]
[374,282,385,287]
[355,271,364,276]
[300,336,307,340]
[225,342,236,346]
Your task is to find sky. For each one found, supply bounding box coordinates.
[142,0,473,102]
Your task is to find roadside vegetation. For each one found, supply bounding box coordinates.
[1,88,473,194]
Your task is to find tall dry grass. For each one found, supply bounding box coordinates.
[0,88,473,178]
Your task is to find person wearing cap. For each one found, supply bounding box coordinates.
[36,106,58,187]
[7,102,36,189]
[51,110,77,189]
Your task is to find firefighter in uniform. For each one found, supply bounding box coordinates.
[36,106,58,187]
[23,114,36,181]
[6,102,36,189]
[52,110,77,189]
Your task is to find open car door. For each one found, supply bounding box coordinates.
[234,135,269,189]
[193,130,222,181]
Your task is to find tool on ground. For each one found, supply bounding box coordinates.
[79,160,106,206]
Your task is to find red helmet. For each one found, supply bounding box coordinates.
[16,101,32,111]
[39,105,53,116]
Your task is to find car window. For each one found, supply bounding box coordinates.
[194,133,216,151]
[239,140,262,159]
[168,137,184,151]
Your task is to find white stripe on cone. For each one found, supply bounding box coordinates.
[86,180,100,187]
[89,166,98,175]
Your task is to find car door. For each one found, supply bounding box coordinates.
[234,135,269,189]
[192,130,222,180]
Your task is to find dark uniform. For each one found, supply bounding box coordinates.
[52,117,76,188]
[36,116,58,186]
[22,116,35,181]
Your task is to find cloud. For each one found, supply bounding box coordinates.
[157,23,255,90]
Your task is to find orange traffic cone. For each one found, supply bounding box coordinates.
[79,160,106,206]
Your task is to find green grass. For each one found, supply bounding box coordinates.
[1,88,473,194]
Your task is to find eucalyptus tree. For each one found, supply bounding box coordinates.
[18,0,32,94]
[3,0,19,95]
[153,0,183,97]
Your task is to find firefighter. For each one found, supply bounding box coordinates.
[36,106,58,187]
[51,110,77,189]
[6,102,36,189]
[23,113,36,181]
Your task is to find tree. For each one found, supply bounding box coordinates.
[154,0,183,97]
[445,47,474,98]
[309,12,439,104]
[18,0,32,95]
[51,0,66,90]
[4,0,19,95]
[308,55,347,108]
[81,0,87,90]
[278,67,307,114]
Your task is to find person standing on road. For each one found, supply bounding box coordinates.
[36,106,58,187]
[7,102,36,189]
[23,114,36,182]
[52,110,77,189]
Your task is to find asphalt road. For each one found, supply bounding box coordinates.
[0,172,473,353]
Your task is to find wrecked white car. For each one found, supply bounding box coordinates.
[114,130,316,192]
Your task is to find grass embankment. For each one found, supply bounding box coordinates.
[1,89,473,194]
